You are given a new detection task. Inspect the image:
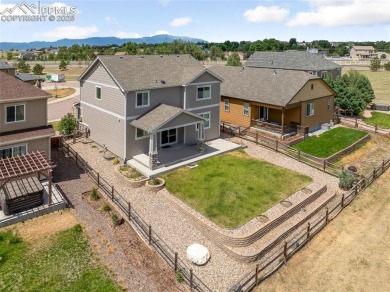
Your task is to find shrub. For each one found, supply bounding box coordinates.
[100,203,111,212]
[175,269,184,283]
[72,224,83,233]
[339,170,356,190]
[384,62,390,71]
[148,178,161,186]
[90,187,100,201]
[111,213,122,226]
[58,113,77,136]
[113,157,120,165]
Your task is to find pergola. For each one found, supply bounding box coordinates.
[0,151,55,205]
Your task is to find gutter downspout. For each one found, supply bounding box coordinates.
[182,85,187,110]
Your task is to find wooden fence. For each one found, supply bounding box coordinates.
[338,116,390,136]
[221,124,341,177]
[228,156,390,291]
[59,138,212,292]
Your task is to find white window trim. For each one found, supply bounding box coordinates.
[0,144,28,158]
[95,86,102,100]
[5,103,26,124]
[197,111,211,129]
[196,85,211,101]
[135,128,149,140]
[224,98,230,112]
[306,102,315,117]
[135,90,150,108]
[160,128,178,146]
[243,102,249,116]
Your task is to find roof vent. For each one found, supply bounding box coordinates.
[119,56,123,59]
[161,80,166,84]
[140,56,144,58]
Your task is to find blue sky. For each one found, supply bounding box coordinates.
[0,0,389,43]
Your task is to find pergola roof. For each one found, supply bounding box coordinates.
[0,151,54,181]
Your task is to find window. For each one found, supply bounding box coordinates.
[6,104,25,123]
[161,129,177,145]
[311,84,314,90]
[243,102,249,116]
[321,71,328,79]
[136,91,149,108]
[0,145,27,159]
[95,86,101,100]
[224,98,230,112]
[135,128,149,140]
[197,86,211,100]
[198,112,210,129]
[306,102,315,116]
[328,97,331,111]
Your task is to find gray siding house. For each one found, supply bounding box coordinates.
[246,51,341,79]
[78,55,222,169]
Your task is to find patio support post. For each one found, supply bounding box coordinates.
[197,122,206,153]
[281,107,285,139]
[48,169,53,205]
[148,133,158,170]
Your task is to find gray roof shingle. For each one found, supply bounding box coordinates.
[130,104,204,133]
[209,66,320,107]
[86,54,216,92]
[0,60,16,70]
[246,51,341,71]
[15,73,43,82]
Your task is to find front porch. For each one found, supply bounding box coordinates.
[128,138,241,178]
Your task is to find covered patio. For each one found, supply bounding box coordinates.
[130,104,208,170]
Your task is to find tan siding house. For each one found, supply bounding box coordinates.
[211,66,335,139]
[0,72,54,159]
[78,55,223,170]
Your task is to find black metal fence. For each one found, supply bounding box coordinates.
[59,138,212,292]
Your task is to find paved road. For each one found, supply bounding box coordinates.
[45,81,80,121]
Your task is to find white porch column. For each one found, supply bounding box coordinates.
[149,133,158,170]
[197,122,206,153]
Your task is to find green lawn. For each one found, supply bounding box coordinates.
[0,225,120,292]
[364,112,390,129]
[162,151,312,228]
[292,127,368,158]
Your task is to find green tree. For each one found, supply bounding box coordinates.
[369,57,381,71]
[326,71,375,115]
[17,60,31,73]
[6,51,13,60]
[210,45,224,60]
[380,53,387,59]
[59,60,67,71]
[384,62,390,71]
[58,113,77,136]
[226,52,242,66]
[32,63,44,75]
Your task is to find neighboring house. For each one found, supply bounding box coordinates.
[0,72,55,159]
[209,66,336,138]
[18,51,39,61]
[15,73,44,88]
[350,46,376,59]
[78,54,223,169]
[0,61,16,76]
[114,51,127,56]
[246,51,341,79]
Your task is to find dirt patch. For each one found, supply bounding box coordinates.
[255,170,390,292]
[335,134,390,174]
[45,87,76,98]
[6,210,78,243]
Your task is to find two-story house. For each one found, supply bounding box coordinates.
[78,55,223,170]
[0,72,55,159]
[0,61,16,77]
[246,51,341,79]
[349,46,376,59]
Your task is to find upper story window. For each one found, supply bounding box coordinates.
[306,102,315,117]
[6,104,25,123]
[0,144,27,159]
[135,128,149,140]
[224,98,230,112]
[198,112,211,129]
[95,86,102,100]
[136,91,150,108]
[243,102,249,116]
[196,85,211,100]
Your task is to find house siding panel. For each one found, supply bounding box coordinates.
[161,114,202,130]
[190,71,221,84]
[1,137,51,158]
[288,79,335,104]
[82,104,125,159]
[1,98,47,133]
[185,83,220,109]
[83,63,120,88]
[220,96,251,128]
[190,106,220,141]
[126,125,149,158]
[300,96,334,131]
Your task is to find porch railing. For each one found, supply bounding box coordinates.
[251,120,297,135]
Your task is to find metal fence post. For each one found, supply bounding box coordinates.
[111,186,114,201]
[276,140,279,152]
[325,208,329,224]
[256,132,259,144]
[323,160,326,172]
[148,225,152,245]
[306,222,311,239]
[298,150,301,162]
[85,161,88,174]
[97,172,100,187]
[284,241,288,261]
[128,202,131,221]
[75,152,78,166]
[174,252,178,272]
[341,194,345,208]
[190,269,193,291]
[255,264,259,286]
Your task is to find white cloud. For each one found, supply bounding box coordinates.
[170,16,192,27]
[157,0,170,6]
[243,5,289,23]
[150,30,170,36]
[288,0,390,26]
[105,16,118,25]
[34,25,98,40]
[115,31,141,39]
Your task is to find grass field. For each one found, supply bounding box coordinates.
[364,112,390,129]
[256,169,390,292]
[292,127,368,158]
[0,211,120,291]
[162,151,312,228]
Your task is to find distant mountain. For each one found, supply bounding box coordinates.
[0,35,208,50]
